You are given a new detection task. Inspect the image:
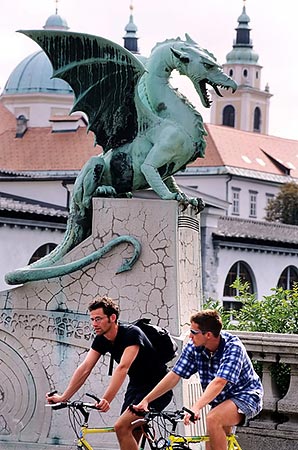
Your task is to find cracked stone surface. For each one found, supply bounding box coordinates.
[0,198,202,448]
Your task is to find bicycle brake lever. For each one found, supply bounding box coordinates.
[86,393,101,403]
[129,405,147,416]
[48,390,58,397]
[182,406,198,423]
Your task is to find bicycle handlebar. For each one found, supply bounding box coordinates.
[129,406,196,426]
[47,393,102,411]
[48,401,100,411]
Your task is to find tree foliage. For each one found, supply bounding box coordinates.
[227,278,298,333]
[265,182,298,225]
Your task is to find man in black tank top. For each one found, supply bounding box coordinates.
[46,296,173,450]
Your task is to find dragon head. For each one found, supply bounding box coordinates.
[170,34,237,108]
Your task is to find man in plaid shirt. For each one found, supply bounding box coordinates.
[135,309,263,450]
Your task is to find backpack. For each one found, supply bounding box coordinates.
[108,318,178,375]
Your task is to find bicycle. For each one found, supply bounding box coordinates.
[47,392,157,450]
[48,393,242,450]
[48,393,115,450]
[131,407,243,450]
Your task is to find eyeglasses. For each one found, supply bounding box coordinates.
[190,329,205,335]
[91,315,107,323]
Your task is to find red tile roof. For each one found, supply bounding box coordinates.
[0,125,98,171]
[191,124,298,178]
[0,102,15,135]
[1,102,298,178]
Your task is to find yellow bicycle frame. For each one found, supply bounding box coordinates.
[167,433,242,449]
[77,425,115,449]
[75,425,242,450]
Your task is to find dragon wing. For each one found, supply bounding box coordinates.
[19,30,146,152]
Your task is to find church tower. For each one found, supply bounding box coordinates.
[210,1,272,134]
[123,2,139,54]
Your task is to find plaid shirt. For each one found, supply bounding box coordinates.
[172,331,263,413]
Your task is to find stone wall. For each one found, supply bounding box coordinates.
[0,198,201,449]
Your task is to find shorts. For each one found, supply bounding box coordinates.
[231,397,261,422]
[121,383,173,414]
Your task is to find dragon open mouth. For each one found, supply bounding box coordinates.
[198,79,236,108]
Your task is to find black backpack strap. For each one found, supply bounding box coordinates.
[108,354,114,376]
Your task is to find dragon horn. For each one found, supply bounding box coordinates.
[185,33,198,45]
[170,47,190,63]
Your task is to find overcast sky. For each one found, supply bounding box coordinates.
[0,0,297,140]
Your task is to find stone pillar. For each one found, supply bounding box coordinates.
[277,359,298,431]
[250,359,281,428]
[0,198,202,449]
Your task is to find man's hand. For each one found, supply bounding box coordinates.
[46,391,66,404]
[132,398,149,412]
[96,398,110,412]
[184,408,200,425]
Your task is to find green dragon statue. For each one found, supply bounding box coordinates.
[5,31,237,285]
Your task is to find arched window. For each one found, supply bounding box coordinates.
[223,261,255,311]
[253,107,261,132]
[222,105,235,128]
[243,69,248,77]
[277,266,298,290]
[28,243,57,265]
[229,69,233,77]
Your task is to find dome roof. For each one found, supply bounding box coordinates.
[3,51,73,95]
[43,14,69,30]
[2,11,72,96]
[226,47,259,65]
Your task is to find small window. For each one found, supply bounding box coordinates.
[277,266,298,290]
[224,261,254,297]
[222,105,235,128]
[232,188,241,215]
[243,69,248,77]
[266,193,275,207]
[266,193,274,203]
[28,243,57,264]
[256,71,259,79]
[249,190,258,217]
[253,107,261,132]
[223,261,255,312]
[229,69,233,77]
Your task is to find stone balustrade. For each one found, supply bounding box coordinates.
[233,331,298,450]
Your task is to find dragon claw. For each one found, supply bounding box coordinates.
[95,186,117,197]
[176,194,205,214]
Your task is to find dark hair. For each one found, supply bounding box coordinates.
[190,309,222,337]
[88,296,119,321]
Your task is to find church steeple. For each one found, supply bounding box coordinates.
[226,2,258,65]
[123,2,139,54]
[235,3,252,47]
[210,1,272,135]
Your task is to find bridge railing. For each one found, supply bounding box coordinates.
[234,331,298,432]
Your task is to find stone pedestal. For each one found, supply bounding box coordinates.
[0,198,202,449]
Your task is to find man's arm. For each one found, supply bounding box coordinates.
[46,348,101,403]
[98,345,140,411]
[184,376,227,423]
[135,371,181,411]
